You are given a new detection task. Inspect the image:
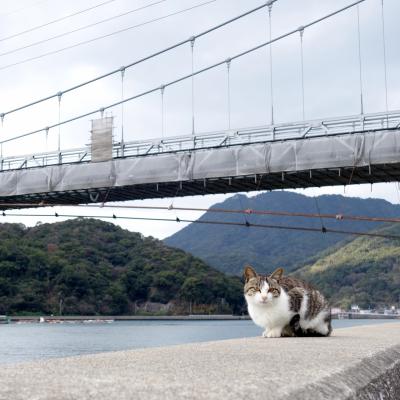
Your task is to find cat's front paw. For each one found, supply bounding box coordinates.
[265,328,282,338]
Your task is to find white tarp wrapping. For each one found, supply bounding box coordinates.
[0,130,399,197]
[91,117,113,162]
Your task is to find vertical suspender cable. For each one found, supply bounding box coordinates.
[0,114,4,163]
[299,27,305,121]
[356,5,364,115]
[45,127,49,153]
[160,84,165,137]
[380,0,388,117]
[190,36,195,135]
[120,66,125,155]
[57,92,62,158]
[226,58,231,130]
[268,3,274,125]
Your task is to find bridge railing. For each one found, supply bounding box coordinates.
[1,110,399,172]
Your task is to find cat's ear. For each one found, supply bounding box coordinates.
[244,265,257,282]
[270,267,284,281]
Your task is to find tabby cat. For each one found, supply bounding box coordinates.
[244,265,332,338]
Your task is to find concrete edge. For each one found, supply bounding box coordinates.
[1,323,398,369]
[288,344,400,400]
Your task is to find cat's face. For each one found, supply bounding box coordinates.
[243,266,283,306]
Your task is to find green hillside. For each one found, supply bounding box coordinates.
[0,219,244,316]
[295,224,400,309]
[165,192,400,275]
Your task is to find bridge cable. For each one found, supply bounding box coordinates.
[160,85,166,138]
[0,114,3,159]
[0,0,216,73]
[0,0,367,146]
[0,0,118,43]
[0,211,399,240]
[299,27,305,121]
[356,5,364,115]
[57,92,62,154]
[267,3,274,125]
[120,67,126,153]
[0,1,275,119]
[226,58,232,130]
[380,0,389,120]
[0,0,168,58]
[190,37,196,135]
[44,127,49,156]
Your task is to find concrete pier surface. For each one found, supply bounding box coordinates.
[0,323,399,400]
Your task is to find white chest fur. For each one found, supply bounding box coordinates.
[246,290,294,330]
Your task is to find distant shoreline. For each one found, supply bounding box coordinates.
[9,314,400,322]
[9,315,251,322]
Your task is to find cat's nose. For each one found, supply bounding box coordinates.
[261,294,268,301]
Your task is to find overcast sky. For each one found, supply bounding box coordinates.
[0,0,399,239]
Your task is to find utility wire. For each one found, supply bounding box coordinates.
[1,211,399,240]
[0,0,216,72]
[0,0,118,43]
[0,0,168,58]
[1,202,399,224]
[0,0,366,146]
[0,1,274,118]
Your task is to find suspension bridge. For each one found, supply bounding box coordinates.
[0,0,398,207]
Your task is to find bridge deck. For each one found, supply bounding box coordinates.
[0,113,399,206]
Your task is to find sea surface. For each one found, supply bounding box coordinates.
[0,319,398,365]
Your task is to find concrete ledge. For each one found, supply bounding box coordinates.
[0,323,399,400]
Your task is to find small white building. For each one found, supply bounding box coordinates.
[384,306,397,315]
[350,305,360,313]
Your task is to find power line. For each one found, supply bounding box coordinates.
[1,211,399,240]
[0,0,168,58]
[0,0,118,43]
[1,201,399,224]
[1,1,273,118]
[0,0,216,72]
[0,0,366,146]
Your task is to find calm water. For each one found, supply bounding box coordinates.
[0,319,397,365]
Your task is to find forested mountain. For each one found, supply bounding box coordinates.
[165,192,400,275]
[1,194,399,316]
[295,223,400,309]
[0,219,244,315]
